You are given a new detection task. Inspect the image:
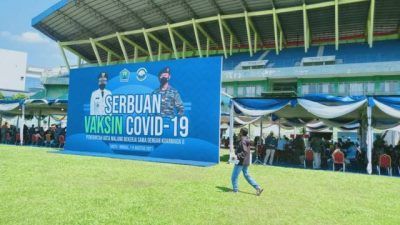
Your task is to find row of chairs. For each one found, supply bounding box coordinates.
[2,133,65,148]
[31,134,65,148]
[304,149,398,176]
[304,149,346,172]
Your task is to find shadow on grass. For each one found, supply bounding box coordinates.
[215,186,255,196]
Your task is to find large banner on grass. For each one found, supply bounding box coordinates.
[65,57,222,163]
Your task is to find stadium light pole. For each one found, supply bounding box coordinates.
[335,0,339,50]
[143,29,154,61]
[90,38,103,66]
[116,32,129,63]
[218,14,228,59]
[244,11,253,57]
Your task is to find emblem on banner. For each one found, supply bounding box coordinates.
[119,69,130,82]
[136,68,147,81]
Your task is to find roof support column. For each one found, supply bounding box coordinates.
[244,11,253,57]
[107,52,112,65]
[58,42,70,70]
[158,43,162,61]
[367,0,375,48]
[143,29,153,62]
[182,42,186,59]
[121,36,148,56]
[273,8,279,55]
[133,47,138,63]
[206,38,210,57]
[90,38,103,66]
[167,24,179,59]
[116,32,129,63]
[192,19,202,57]
[279,30,283,51]
[335,0,339,50]
[77,57,82,68]
[229,34,233,56]
[218,14,227,59]
[254,34,257,53]
[302,4,309,53]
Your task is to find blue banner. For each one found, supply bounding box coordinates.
[65,57,222,164]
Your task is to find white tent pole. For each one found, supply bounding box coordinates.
[260,117,263,141]
[229,102,234,158]
[19,103,25,145]
[366,105,372,174]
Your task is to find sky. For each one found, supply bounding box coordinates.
[0,0,72,68]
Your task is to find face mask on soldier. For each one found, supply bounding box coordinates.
[159,77,168,86]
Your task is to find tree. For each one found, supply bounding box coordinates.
[12,93,28,100]
[0,92,4,100]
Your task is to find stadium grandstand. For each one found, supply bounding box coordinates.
[31,0,400,100]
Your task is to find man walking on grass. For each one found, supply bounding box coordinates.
[231,128,263,196]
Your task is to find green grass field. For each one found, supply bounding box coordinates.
[1,145,399,225]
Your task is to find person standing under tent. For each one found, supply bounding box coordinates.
[276,135,288,163]
[310,136,324,169]
[264,131,277,165]
[231,128,263,196]
[1,122,9,144]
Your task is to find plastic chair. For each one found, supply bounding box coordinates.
[58,135,65,148]
[15,133,21,145]
[332,150,345,172]
[398,159,400,176]
[45,133,52,147]
[377,154,392,176]
[31,134,37,146]
[253,144,264,164]
[304,149,313,168]
[6,133,11,144]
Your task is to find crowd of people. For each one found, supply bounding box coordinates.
[222,131,400,174]
[0,122,66,148]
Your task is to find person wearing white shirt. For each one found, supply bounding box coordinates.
[90,72,112,115]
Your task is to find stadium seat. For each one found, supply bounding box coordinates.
[377,154,392,176]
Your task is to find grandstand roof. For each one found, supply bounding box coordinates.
[32,0,400,66]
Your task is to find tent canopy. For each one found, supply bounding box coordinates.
[231,95,400,129]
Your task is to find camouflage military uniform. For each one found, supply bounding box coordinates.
[153,86,184,117]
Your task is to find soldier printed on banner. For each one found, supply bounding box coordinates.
[90,72,112,115]
[152,67,184,117]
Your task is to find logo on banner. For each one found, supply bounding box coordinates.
[119,69,130,82]
[136,68,147,81]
